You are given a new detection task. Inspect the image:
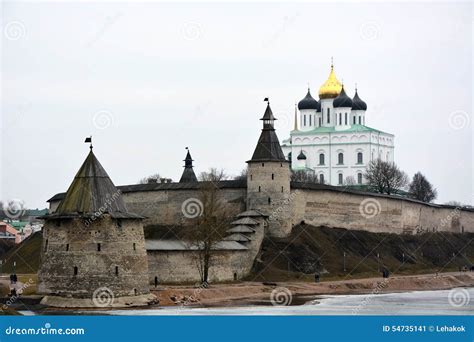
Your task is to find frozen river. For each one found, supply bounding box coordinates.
[103,287,473,316]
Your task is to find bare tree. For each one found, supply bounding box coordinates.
[444,200,463,207]
[233,167,248,181]
[408,172,437,203]
[364,159,408,195]
[344,176,356,186]
[291,170,320,183]
[187,168,234,284]
[138,173,162,184]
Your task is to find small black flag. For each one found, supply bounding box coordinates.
[264,97,269,102]
[85,137,92,143]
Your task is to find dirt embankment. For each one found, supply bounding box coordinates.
[152,271,474,307]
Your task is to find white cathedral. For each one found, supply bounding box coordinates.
[281,62,395,186]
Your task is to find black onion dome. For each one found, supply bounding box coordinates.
[298,89,319,110]
[352,90,367,111]
[297,150,307,160]
[333,86,353,108]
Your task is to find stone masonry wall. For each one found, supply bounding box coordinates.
[38,215,150,298]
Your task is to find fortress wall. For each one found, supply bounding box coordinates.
[293,189,474,234]
[147,219,266,283]
[122,189,246,226]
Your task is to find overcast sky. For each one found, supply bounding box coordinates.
[1,1,472,208]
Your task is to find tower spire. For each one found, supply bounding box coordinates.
[179,147,198,183]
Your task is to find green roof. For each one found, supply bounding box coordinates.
[290,124,393,136]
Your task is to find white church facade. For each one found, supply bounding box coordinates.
[281,62,395,186]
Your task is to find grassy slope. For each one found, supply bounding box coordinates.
[1,232,42,274]
[250,224,474,281]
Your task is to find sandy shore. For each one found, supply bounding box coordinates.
[152,271,474,307]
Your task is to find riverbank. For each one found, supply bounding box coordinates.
[152,271,474,307]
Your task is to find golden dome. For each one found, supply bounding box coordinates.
[318,64,342,99]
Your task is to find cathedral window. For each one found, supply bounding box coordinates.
[327,109,330,123]
[353,116,356,124]
[319,153,325,165]
[357,152,363,164]
[357,173,363,184]
[319,174,324,184]
[319,117,321,127]
[338,173,343,185]
[339,113,342,125]
[345,113,348,125]
[309,116,312,126]
[303,115,306,126]
[338,153,344,165]
[358,116,362,124]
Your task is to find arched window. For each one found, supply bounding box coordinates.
[339,113,342,125]
[319,153,325,165]
[338,173,343,185]
[303,115,306,126]
[309,115,312,126]
[353,116,356,124]
[327,108,330,123]
[318,117,321,127]
[338,153,344,165]
[319,174,324,184]
[357,152,363,164]
[345,113,348,125]
[357,173,363,184]
[358,116,362,124]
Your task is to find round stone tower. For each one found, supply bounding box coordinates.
[38,145,154,307]
[247,101,291,237]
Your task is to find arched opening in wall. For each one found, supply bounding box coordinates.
[345,113,348,125]
[44,239,48,252]
[262,163,265,167]
[338,153,344,165]
[319,117,322,127]
[358,116,362,124]
[115,266,119,276]
[353,116,356,124]
[258,186,261,192]
[154,276,158,288]
[280,163,283,167]
[233,272,237,281]
[97,243,101,252]
[73,266,78,276]
[319,174,324,184]
[250,174,253,181]
[338,173,343,185]
[327,108,330,123]
[281,186,284,193]
[133,243,136,251]
[134,288,138,296]
[357,173,363,185]
[268,197,271,205]
[271,173,274,180]
[66,243,69,251]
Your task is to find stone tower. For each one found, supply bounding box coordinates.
[247,101,292,237]
[179,147,198,183]
[38,146,154,307]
